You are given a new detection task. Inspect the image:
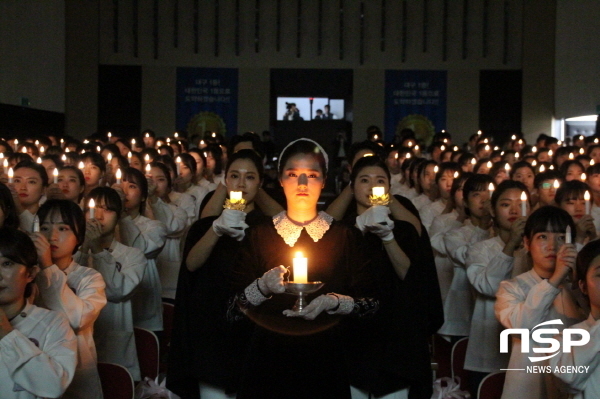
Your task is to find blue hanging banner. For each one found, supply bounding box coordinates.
[384,70,447,146]
[176,67,238,137]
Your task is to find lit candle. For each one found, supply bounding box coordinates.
[484,145,490,151]
[166,138,171,144]
[53,168,58,184]
[505,163,511,172]
[394,153,398,159]
[40,145,45,154]
[580,148,585,155]
[414,145,420,151]
[127,151,132,162]
[35,140,39,146]
[433,165,439,174]
[539,165,545,173]
[582,173,587,182]
[212,132,216,138]
[521,191,528,217]
[174,132,179,138]
[372,187,385,197]
[532,146,537,152]
[471,158,476,165]
[145,163,152,175]
[550,165,555,170]
[8,167,13,183]
[116,168,122,184]
[515,152,520,160]
[486,161,492,168]
[374,134,378,140]
[176,156,181,175]
[36,157,42,164]
[144,154,150,163]
[107,132,112,139]
[454,171,459,178]
[293,252,308,284]
[131,138,136,147]
[61,154,66,162]
[554,180,560,189]
[14,139,18,151]
[569,153,574,160]
[96,146,101,152]
[511,134,516,140]
[596,138,599,144]
[454,146,459,151]
[88,198,95,219]
[585,191,591,215]
[565,225,572,244]
[65,148,70,153]
[200,140,205,147]
[440,145,445,151]
[477,130,482,135]
[548,149,553,157]
[494,146,499,151]
[33,215,40,233]
[3,159,8,168]
[406,153,411,159]
[78,161,85,170]
[21,147,27,153]
[230,191,243,202]
[488,182,495,196]
[532,160,537,166]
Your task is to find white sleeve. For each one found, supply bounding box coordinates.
[445,226,489,267]
[178,194,196,226]
[35,265,107,332]
[91,248,147,302]
[119,217,167,259]
[494,279,560,330]
[467,249,515,297]
[430,217,461,255]
[0,315,77,398]
[151,199,188,236]
[420,204,436,233]
[550,321,600,392]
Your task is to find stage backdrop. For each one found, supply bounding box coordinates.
[385,70,447,146]
[176,67,238,137]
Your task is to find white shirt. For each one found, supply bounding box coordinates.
[419,199,446,233]
[496,270,583,399]
[0,302,77,399]
[197,179,217,192]
[391,184,418,200]
[34,262,106,399]
[184,184,210,223]
[75,240,147,381]
[429,210,460,304]
[550,314,600,399]
[464,236,526,372]
[411,193,432,212]
[119,214,167,331]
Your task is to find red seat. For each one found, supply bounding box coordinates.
[478,371,506,399]
[451,337,469,391]
[160,301,175,373]
[134,327,160,381]
[432,334,453,379]
[97,362,134,399]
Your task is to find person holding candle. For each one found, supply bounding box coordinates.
[561,160,586,182]
[80,152,105,197]
[40,154,63,183]
[115,167,167,334]
[463,180,531,393]
[532,170,563,211]
[411,160,439,212]
[75,187,147,380]
[550,239,600,399]
[167,149,267,399]
[31,199,107,399]
[420,162,460,233]
[556,180,597,245]
[228,139,377,399]
[50,166,86,206]
[172,153,210,222]
[342,155,441,399]
[495,206,586,399]
[0,226,78,399]
[8,160,48,233]
[128,151,144,172]
[488,161,511,186]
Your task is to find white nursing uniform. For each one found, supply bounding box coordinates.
[419,199,446,234]
[429,210,460,303]
[411,193,432,212]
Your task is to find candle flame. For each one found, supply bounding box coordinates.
[176,156,181,163]
[406,153,411,159]
[116,168,122,179]
[548,150,553,156]
[488,182,495,191]
[554,180,560,189]
[521,191,527,201]
[454,171,459,178]
[569,153,574,160]
[53,168,58,177]
[78,161,84,169]
[127,151,132,159]
[145,163,151,172]
[8,167,14,177]
[89,198,95,208]
[477,130,482,135]
[107,153,112,161]
[540,165,546,172]
[295,251,304,258]
[511,135,516,140]
[395,152,398,159]
[532,146,537,152]
[580,148,585,154]
[434,165,439,173]
[486,161,492,168]
[532,160,537,166]
[471,158,476,165]
[36,157,42,164]
[505,163,510,171]
[144,154,150,162]
[485,145,490,151]
[582,173,587,181]
[440,145,445,151]
[585,191,591,201]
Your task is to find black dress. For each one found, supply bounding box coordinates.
[167,208,268,399]
[342,195,444,399]
[228,214,377,399]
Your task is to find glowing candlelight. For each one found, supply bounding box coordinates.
[176,156,181,175]
[540,165,546,172]
[532,146,537,152]
[414,145,419,151]
[592,159,596,166]
[488,182,495,195]
[582,173,587,182]
[596,138,599,144]
[40,145,45,154]
[3,159,8,168]
[35,140,39,146]
[33,215,40,233]
[471,158,476,165]
[78,161,85,170]
[21,147,27,153]
[127,151,132,162]
[166,138,171,144]
[53,168,58,184]
[548,149,553,157]
[550,165,555,170]
[505,163,511,172]
[511,135,516,140]
[116,168,122,184]
[372,187,385,197]
[212,132,216,138]
[454,146,459,151]
[580,148,585,155]
[477,130,482,135]
[96,146,101,152]
[83,139,89,144]
[14,139,18,151]
[107,132,112,139]
[145,163,152,175]
[433,165,439,174]
[569,153,574,160]
[585,191,591,215]
[88,198,95,219]
[532,160,537,166]
[293,252,308,284]
[521,191,528,217]
[36,157,42,164]
[484,145,490,151]
[486,161,492,168]
[146,132,150,138]
[374,134,378,140]
[107,153,112,162]
[131,138,136,147]
[8,167,13,183]
[454,171,459,178]
[230,191,243,202]
[494,146,499,151]
[515,152,520,160]
[406,153,411,159]
[144,154,150,163]
[554,180,560,189]
[394,153,398,159]
[565,225,572,244]
[440,145,445,151]
[518,139,523,145]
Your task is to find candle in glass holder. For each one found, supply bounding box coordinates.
[521,191,528,217]
[293,252,308,284]
[585,191,591,215]
[369,186,390,206]
[8,167,13,183]
[89,198,95,219]
[116,168,122,184]
[53,168,58,184]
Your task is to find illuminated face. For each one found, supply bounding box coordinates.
[13,167,45,208]
[565,164,584,182]
[538,179,558,206]
[85,197,118,235]
[512,167,535,191]
[589,148,600,164]
[40,209,78,263]
[129,155,143,172]
[0,254,35,306]
[58,169,84,203]
[419,164,437,194]
[581,256,600,319]
[560,196,585,221]
[190,152,204,176]
[437,170,454,200]
[83,161,103,188]
[179,161,194,182]
[41,159,57,181]
[525,231,566,276]
[122,177,144,212]
[588,173,600,193]
[225,158,261,204]
[352,166,390,210]
[453,180,465,209]
[492,188,525,231]
[494,170,509,185]
[115,141,129,157]
[385,151,400,175]
[150,166,170,198]
[280,153,324,211]
[466,190,491,219]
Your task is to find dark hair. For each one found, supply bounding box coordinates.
[0,227,38,297]
[38,199,86,254]
[510,161,536,179]
[347,140,382,166]
[82,152,106,174]
[408,158,426,189]
[123,167,148,216]
[534,170,563,189]
[278,139,328,178]
[42,154,64,170]
[489,161,511,179]
[177,153,197,177]
[576,240,600,292]
[0,183,20,228]
[524,206,574,241]
[102,144,121,159]
[415,160,437,194]
[188,148,207,168]
[14,160,49,187]
[586,163,600,176]
[86,187,123,216]
[458,152,477,168]
[559,160,584,178]
[473,158,491,174]
[229,132,265,159]
[435,162,460,183]
[158,145,175,158]
[150,161,173,189]
[58,166,86,201]
[225,149,265,181]
[204,144,224,175]
[451,172,473,199]
[140,148,159,162]
[555,180,589,205]
[491,180,529,209]
[463,174,494,216]
[350,155,391,187]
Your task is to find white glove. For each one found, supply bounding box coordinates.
[283,293,354,319]
[259,266,287,295]
[212,209,249,241]
[355,206,394,241]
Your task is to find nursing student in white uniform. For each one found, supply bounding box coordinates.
[204,145,226,188]
[173,153,210,223]
[551,240,600,399]
[189,149,218,192]
[556,180,598,247]
[464,180,531,393]
[31,199,107,399]
[496,206,586,399]
[420,162,460,233]
[148,161,193,299]
[117,167,167,333]
[411,160,438,213]
[75,187,147,381]
[0,227,77,399]
[391,157,418,199]
[9,160,48,233]
[56,166,86,206]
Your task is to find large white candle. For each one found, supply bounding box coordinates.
[8,167,13,183]
[116,168,122,184]
[585,191,591,215]
[488,182,495,196]
[230,191,243,202]
[53,168,58,184]
[372,187,385,197]
[145,163,152,175]
[89,198,96,219]
[176,156,182,175]
[293,252,308,284]
[521,191,528,217]
[565,225,572,244]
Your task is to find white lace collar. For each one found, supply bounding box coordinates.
[273,211,334,247]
